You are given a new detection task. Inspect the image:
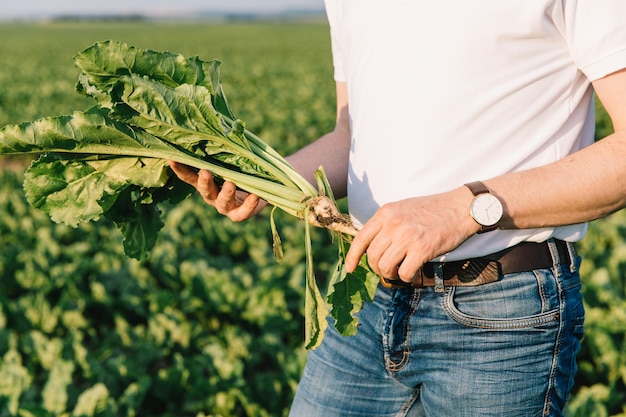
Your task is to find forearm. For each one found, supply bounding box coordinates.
[473,69,626,232]
[286,127,351,199]
[486,129,626,230]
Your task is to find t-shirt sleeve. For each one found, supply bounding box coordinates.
[324,0,347,82]
[564,0,626,81]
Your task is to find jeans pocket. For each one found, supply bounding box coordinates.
[441,269,561,330]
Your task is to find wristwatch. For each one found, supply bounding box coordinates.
[464,181,504,233]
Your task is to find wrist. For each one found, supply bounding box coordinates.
[450,186,484,237]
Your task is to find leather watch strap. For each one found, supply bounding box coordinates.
[464,181,490,196]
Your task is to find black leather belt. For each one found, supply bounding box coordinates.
[380,239,575,290]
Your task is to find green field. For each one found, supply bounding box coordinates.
[0,21,625,417]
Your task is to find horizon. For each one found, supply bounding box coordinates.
[0,0,324,21]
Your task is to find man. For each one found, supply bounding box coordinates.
[171,0,626,415]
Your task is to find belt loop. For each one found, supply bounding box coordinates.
[433,263,445,293]
[565,241,578,273]
[546,238,562,277]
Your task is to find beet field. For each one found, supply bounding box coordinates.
[0,20,624,417]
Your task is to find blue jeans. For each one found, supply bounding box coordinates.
[289,240,584,417]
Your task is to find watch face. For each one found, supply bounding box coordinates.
[470,193,503,226]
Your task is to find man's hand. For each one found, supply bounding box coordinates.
[344,188,480,284]
[168,161,266,222]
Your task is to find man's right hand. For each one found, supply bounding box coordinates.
[168,161,265,222]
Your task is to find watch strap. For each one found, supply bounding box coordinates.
[464,181,490,196]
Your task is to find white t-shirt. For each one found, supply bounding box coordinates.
[324,0,626,260]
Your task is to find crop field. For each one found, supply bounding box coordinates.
[0,20,625,417]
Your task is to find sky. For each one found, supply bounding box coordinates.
[0,0,325,20]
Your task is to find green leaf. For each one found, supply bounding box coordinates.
[0,106,186,162]
[74,39,235,119]
[25,156,114,227]
[114,75,222,138]
[24,153,171,258]
[327,256,379,336]
[111,74,271,179]
[104,187,164,260]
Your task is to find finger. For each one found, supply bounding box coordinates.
[376,248,406,279]
[214,181,238,214]
[168,161,199,186]
[227,194,262,222]
[396,254,423,283]
[358,236,392,277]
[377,233,431,282]
[197,170,220,202]
[168,160,263,222]
[345,222,381,273]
